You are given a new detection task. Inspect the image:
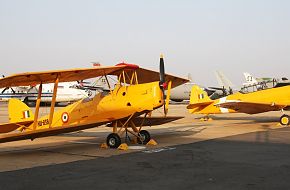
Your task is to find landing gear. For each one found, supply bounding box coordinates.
[106,133,121,148]
[103,113,157,149]
[137,130,151,145]
[280,114,290,126]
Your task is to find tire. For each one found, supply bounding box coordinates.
[280,114,290,126]
[137,130,151,145]
[106,133,121,148]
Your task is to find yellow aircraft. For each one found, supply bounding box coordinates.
[0,56,188,148]
[187,84,290,125]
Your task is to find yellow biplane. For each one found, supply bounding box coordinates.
[187,84,290,125]
[0,56,188,148]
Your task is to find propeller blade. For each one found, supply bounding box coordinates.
[158,54,170,116]
[159,54,165,84]
[164,80,172,116]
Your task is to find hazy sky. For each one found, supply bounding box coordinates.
[0,0,289,87]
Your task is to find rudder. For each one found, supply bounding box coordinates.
[8,99,34,123]
[189,85,211,105]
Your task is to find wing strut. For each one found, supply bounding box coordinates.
[33,83,43,130]
[49,77,59,128]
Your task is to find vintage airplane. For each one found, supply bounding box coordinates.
[242,72,290,89]
[187,84,290,125]
[0,56,188,148]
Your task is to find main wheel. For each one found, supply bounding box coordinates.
[280,114,290,126]
[137,130,151,145]
[106,133,121,148]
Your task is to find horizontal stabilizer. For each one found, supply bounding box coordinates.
[0,65,189,89]
[0,121,33,133]
[0,122,107,143]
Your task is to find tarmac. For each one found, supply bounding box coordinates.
[0,102,290,189]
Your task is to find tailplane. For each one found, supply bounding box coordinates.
[8,99,34,123]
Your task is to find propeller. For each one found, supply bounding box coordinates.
[159,55,165,85]
[159,54,172,116]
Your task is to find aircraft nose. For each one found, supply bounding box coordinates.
[153,83,164,106]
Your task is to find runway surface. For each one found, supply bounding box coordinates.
[0,102,289,189]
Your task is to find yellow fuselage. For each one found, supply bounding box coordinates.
[189,85,290,115]
[27,82,163,130]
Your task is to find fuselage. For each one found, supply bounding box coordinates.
[189,85,290,115]
[27,81,164,130]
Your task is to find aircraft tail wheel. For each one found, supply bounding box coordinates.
[106,133,121,148]
[280,114,290,126]
[137,130,151,145]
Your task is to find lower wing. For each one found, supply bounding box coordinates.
[0,116,184,143]
[215,101,287,114]
[107,116,184,127]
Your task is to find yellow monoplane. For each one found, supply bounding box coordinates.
[187,84,290,125]
[0,56,188,148]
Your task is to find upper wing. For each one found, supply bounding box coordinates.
[0,65,188,88]
[0,65,127,88]
[215,101,287,114]
[112,67,189,88]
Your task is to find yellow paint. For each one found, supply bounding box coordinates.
[23,81,163,131]
[165,81,172,115]
[146,139,158,146]
[281,116,289,125]
[8,99,34,123]
[118,143,129,150]
[187,85,290,115]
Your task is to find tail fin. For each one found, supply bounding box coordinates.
[187,85,213,109]
[8,99,34,123]
[243,72,257,83]
[215,71,234,90]
[187,73,193,81]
